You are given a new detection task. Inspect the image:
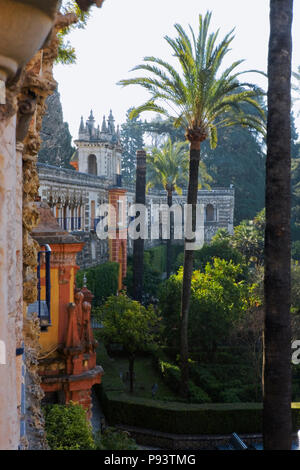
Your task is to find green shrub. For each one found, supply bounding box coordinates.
[188,381,211,404]
[44,403,95,450]
[96,427,138,450]
[189,362,260,403]
[76,262,119,306]
[159,360,181,394]
[153,355,211,404]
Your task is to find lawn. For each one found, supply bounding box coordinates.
[96,342,177,401]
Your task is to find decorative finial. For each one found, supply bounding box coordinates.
[83,273,87,288]
[88,109,94,121]
[101,115,107,132]
[108,110,115,133]
[79,116,85,132]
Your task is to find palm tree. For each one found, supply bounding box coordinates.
[147,138,189,277]
[119,11,265,397]
[263,0,293,450]
[147,138,211,277]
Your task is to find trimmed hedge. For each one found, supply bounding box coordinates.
[76,262,119,306]
[96,386,300,436]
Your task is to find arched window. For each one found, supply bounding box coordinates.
[88,154,97,175]
[206,204,215,222]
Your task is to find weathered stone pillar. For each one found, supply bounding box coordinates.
[108,188,127,290]
[133,150,146,302]
[0,115,20,450]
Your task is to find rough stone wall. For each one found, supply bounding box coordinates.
[0,114,21,450]
[23,316,48,450]
[20,12,79,450]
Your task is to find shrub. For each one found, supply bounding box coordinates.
[188,381,211,404]
[44,403,95,450]
[153,354,211,404]
[95,427,138,450]
[76,262,119,306]
[158,360,181,394]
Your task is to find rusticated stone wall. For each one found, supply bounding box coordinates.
[19,12,82,450]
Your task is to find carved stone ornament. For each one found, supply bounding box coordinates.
[0,0,59,82]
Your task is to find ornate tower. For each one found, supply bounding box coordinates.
[72,110,122,185]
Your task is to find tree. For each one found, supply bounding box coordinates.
[264,0,293,450]
[120,108,144,185]
[202,122,266,224]
[159,258,258,355]
[143,116,185,145]
[144,111,266,225]
[118,11,265,397]
[232,211,265,266]
[99,294,158,393]
[147,138,189,277]
[39,87,75,168]
[212,209,265,266]
[290,114,300,239]
[57,1,93,64]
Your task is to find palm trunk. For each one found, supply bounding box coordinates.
[133,150,146,302]
[263,0,293,450]
[180,144,201,398]
[166,188,173,278]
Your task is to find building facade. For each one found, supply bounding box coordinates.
[37,112,235,275]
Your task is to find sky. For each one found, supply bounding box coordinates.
[54,0,300,141]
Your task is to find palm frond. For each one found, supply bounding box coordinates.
[118,11,264,143]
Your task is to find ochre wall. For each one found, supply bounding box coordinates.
[38,243,83,354]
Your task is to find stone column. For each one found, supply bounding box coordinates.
[133,150,146,302]
[0,115,20,450]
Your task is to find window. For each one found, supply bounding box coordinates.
[88,154,97,175]
[206,204,215,222]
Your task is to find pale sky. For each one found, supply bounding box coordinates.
[54,0,300,141]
